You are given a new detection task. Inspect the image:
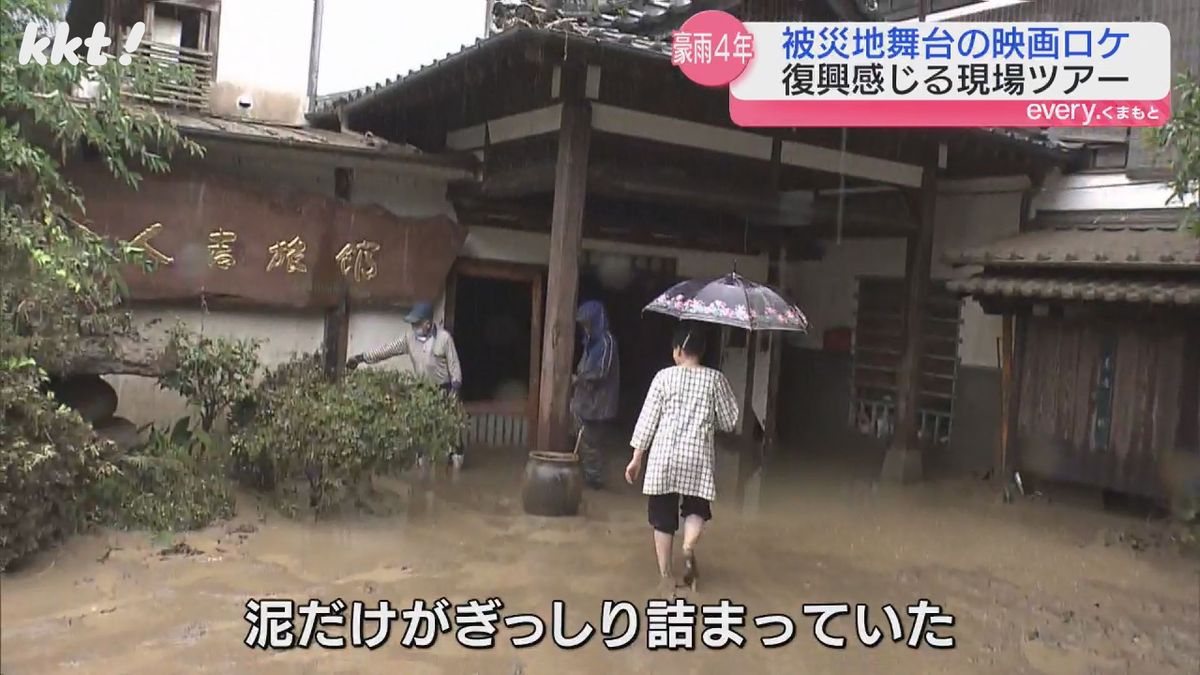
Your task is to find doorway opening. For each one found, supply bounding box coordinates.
[452,275,532,404]
[446,258,545,448]
[577,250,680,426]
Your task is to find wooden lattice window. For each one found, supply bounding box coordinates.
[849,276,962,446]
[124,1,220,110]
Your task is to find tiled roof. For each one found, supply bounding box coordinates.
[492,0,711,39]
[945,274,1200,306]
[944,209,1200,271]
[309,8,1078,162]
[160,110,477,177]
[310,25,670,116]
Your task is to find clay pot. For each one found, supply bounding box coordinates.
[521,452,583,517]
[48,374,118,424]
[94,416,140,451]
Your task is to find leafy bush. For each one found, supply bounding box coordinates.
[92,418,235,532]
[231,355,466,515]
[1,0,201,570]
[1152,72,1200,233]
[157,324,260,432]
[0,358,117,570]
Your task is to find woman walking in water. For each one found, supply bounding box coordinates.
[625,323,740,596]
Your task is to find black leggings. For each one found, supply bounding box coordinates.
[647,493,712,535]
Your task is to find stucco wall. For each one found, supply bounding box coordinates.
[105,308,325,428]
[210,0,315,125]
[784,186,1025,368]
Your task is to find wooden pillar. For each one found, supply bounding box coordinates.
[881,143,939,483]
[763,246,785,455]
[323,167,353,379]
[997,315,1014,479]
[734,331,760,506]
[534,99,592,454]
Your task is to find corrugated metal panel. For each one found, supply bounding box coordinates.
[463,413,530,448]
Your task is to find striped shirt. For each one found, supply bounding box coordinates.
[361,327,462,387]
[631,365,739,501]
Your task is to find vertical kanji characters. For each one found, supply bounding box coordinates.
[336,240,380,283]
[129,222,173,266]
[207,229,237,269]
[266,236,307,274]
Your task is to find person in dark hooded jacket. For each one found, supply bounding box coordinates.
[571,300,620,488]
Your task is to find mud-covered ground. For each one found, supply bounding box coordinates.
[2,445,1198,674]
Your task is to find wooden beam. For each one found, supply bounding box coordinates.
[591,104,924,187]
[446,104,563,151]
[534,99,592,454]
[588,163,797,224]
[457,160,917,232]
[447,103,925,187]
[881,142,940,484]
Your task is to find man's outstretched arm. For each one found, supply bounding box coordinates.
[349,335,408,367]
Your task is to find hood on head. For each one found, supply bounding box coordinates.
[576,300,609,334]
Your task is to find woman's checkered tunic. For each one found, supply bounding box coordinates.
[630,365,740,502]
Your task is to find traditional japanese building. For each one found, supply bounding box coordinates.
[67,0,1198,506]
[309,9,1084,502]
[63,0,481,426]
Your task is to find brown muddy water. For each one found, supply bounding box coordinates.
[2,445,1198,675]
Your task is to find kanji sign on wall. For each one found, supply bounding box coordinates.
[671,12,1173,128]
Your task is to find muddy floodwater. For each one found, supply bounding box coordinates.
[2,446,1198,674]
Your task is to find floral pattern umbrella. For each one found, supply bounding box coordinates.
[642,272,809,333]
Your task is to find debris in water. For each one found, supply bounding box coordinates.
[158,542,203,558]
[227,523,258,535]
[97,546,121,563]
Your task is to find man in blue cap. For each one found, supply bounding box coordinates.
[571,300,620,489]
[347,300,464,467]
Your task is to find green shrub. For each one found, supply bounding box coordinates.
[92,418,235,532]
[231,355,465,515]
[0,358,116,571]
[157,324,260,432]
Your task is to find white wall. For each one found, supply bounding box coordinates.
[936,190,1024,367]
[105,308,326,428]
[316,0,489,96]
[784,185,1026,368]
[1035,171,1194,212]
[787,238,907,351]
[211,0,316,124]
